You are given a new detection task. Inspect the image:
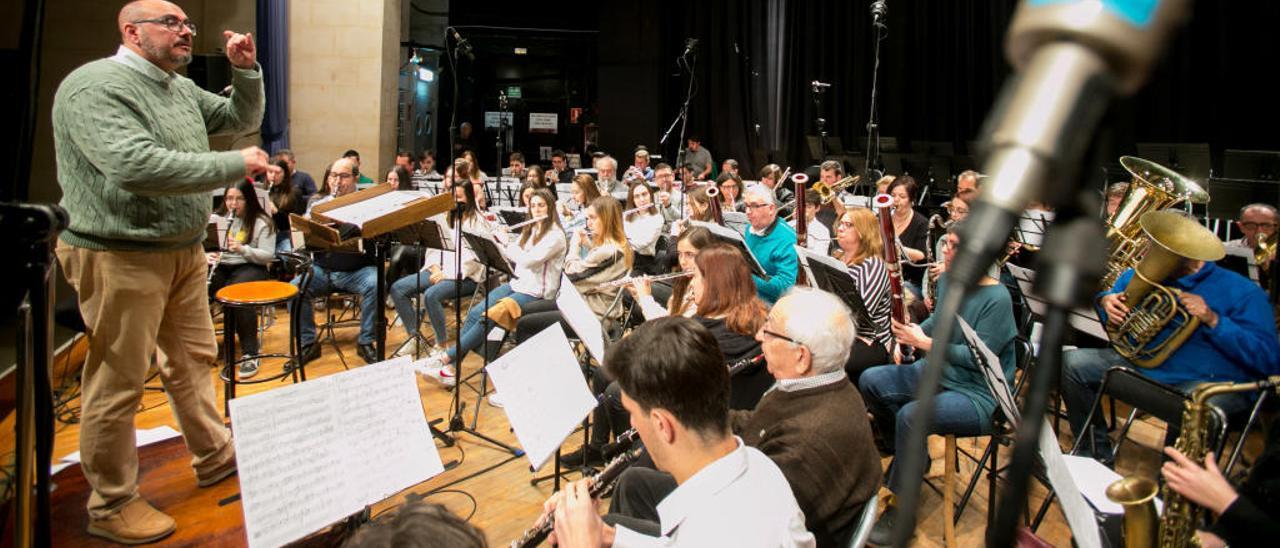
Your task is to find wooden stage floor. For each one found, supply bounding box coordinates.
[28,301,1114,547]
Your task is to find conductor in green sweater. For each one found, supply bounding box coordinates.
[51,1,266,543]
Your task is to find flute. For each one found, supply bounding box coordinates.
[622,203,655,216]
[505,215,548,230]
[600,270,694,288]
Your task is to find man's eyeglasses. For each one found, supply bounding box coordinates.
[759,319,803,346]
[330,173,354,180]
[1240,222,1277,230]
[743,202,772,211]
[132,15,198,35]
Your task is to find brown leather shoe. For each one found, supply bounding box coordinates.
[196,457,238,487]
[87,498,176,545]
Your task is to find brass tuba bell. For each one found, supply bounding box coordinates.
[1101,156,1210,289]
[1106,210,1224,368]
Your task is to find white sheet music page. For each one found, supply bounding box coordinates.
[485,325,597,470]
[230,356,444,548]
[322,190,430,228]
[555,273,607,365]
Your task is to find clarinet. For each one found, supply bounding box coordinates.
[872,194,914,362]
[924,214,947,302]
[207,210,234,287]
[509,445,646,548]
[727,354,765,377]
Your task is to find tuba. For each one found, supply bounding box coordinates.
[1106,377,1280,548]
[1106,210,1224,368]
[1101,156,1210,289]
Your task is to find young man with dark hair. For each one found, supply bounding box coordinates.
[504,151,528,178]
[547,317,814,547]
[343,149,377,188]
[550,149,572,185]
[394,150,413,173]
[276,148,317,201]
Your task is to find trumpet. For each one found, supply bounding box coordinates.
[505,215,548,230]
[812,174,860,205]
[601,270,694,288]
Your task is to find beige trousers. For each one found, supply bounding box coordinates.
[56,242,234,518]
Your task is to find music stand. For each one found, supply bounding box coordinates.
[687,220,769,279]
[1223,149,1280,181]
[389,218,452,360]
[306,188,455,362]
[444,229,522,457]
[796,247,872,330]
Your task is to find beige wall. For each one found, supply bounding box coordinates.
[29,0,256,205]
[288,0,402,183]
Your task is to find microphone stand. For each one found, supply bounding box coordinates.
[660,42,697,218]
[813,84,829,163]
[862,1,889,193]
[495,90,509,182]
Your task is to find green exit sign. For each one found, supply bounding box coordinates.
[506,86,522,99]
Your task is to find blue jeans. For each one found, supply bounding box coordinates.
[1061,347,1257,460]
[389,272,476,344]
[447,283,538,363]
[275,232,293,253]
[859,362,988,494]
[291,264,379,346]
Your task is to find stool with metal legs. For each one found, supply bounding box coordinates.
[217,252,313,417]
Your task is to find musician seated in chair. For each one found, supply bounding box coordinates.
[291,158,382,365]
[857,221,1017,545]
[742,184,799,305]
[759,164,795,220]
[543,317,815,548]
[606,289,881,548]
[1061,216,1280,462]
[624,182,665,276]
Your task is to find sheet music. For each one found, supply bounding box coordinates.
[956,317,1103,548]
[320,190,431,228]
[230,357,444,548]
[485,325,597,470]
[1018,209,1054,247]
[555,274,607,365]
[60,426,182,463]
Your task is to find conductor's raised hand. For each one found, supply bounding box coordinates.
[223,31,257,69]
[240,146,269,177]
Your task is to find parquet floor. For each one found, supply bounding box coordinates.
[17,298,1161,547]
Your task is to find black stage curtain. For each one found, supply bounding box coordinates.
[641,0,1280,178]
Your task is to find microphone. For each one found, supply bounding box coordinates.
[810,80,831,93]
[450,28,475,61]
[681,38,699,58]
[949,0,1191,290]
[870,0,888,27]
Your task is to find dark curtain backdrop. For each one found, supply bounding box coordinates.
[624,0,1280,178]
[256,0,289,154]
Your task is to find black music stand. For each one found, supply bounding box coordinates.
[442,230,522,457]
[687,220,769,279]
[798,248,872,330]
[389,218,451,360]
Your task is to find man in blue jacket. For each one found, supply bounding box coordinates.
[742,184,798,304]
[1062,240,1280,461]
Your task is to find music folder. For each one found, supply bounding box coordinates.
[795,246,872,330]
[688,220,770,279]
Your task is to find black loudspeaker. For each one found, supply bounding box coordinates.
[186,53,232,94]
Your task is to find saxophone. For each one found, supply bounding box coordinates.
[1106,377,1280,548]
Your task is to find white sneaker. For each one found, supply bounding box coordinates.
[435,364,457,388]
[487,391,505,408]
[395,337,421,358]
[238,358,260,380]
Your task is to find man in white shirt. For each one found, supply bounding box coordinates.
[547,317,815,548]
[1226,203,1278,250]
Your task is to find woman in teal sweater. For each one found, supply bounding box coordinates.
[856,221,1016,544]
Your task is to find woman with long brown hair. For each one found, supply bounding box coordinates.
[692,243,770,410]
[208,179,277,379]
[624,182,664,275]
[558,173,602,221]
[265,159,304,252]
[835,207,894,377]
[629,226,715,320]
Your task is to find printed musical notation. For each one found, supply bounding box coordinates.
[229,357,444,548]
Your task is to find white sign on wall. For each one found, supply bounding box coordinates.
[529,112,558,134]
[484,111,514,129]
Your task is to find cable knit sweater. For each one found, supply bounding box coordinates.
[52,47,264,250]
[730,380,883,546]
